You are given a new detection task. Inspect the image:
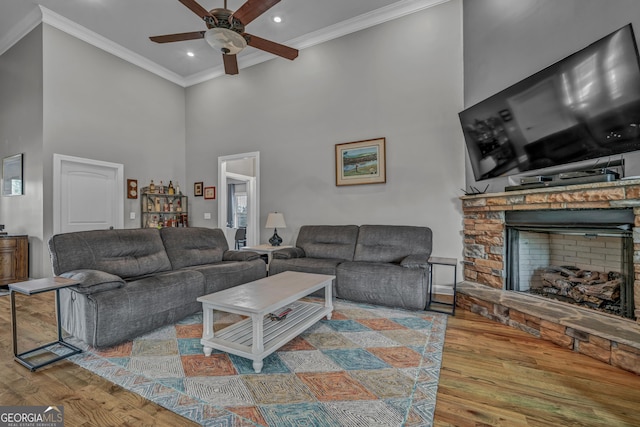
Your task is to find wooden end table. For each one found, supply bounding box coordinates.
[10,277,82,371]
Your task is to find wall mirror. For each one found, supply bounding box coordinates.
[2,153,23,196]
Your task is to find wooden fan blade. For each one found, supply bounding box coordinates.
[233,0,280,25]
[223,54,239,75]
[246,33,298,60]
[179,0,213,19]
[150,31,205,43]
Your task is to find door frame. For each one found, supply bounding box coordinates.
[218,152,260,247]
[53,154,124,234]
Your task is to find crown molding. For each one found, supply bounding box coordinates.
[39,6,186,86]
[0,7,42,57]
[2,0,449,87]
[184,0,450,86]
[291,0,450,51]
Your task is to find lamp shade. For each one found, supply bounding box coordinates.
[265,212,286,229]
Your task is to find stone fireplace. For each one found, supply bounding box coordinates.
[460,180,640,375]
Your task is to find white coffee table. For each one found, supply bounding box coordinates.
[197,271,334,373]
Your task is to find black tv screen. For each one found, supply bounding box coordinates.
[460,24,640,181]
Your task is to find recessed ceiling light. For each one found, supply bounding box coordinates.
[273,16,282,23]
[187,51,195,57]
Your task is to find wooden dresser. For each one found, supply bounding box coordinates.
[0,235,28,286]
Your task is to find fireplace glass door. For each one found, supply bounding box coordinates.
[505,209,635,319]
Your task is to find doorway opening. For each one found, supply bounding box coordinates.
[217,152,259,248]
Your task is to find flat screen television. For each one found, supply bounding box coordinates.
[460,24,640,181]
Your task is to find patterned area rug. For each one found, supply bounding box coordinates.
[67,298,447,426]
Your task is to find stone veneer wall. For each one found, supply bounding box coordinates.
[460,180,640,375]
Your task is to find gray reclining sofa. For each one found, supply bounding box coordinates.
[269,224,433,310]
[48,227,266,348]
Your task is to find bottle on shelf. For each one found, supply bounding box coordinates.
[154,197,161,212]
[175,182,181,195]
[168,180,175,195]
[159,181,164,194]
[149,179,155,193]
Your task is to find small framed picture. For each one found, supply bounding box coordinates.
[194,182,203,197]
[204,186,216,200]
[127,179,138,199]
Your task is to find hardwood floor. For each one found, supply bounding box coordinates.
[1,292,639,426]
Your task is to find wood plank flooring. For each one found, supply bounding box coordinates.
[1,292,639,426]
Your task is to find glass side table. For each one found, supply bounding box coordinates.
[10,277,82,371]
[426,256,458,316]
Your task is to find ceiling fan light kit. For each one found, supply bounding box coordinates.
[205,28,247,54]
[150,0,298,75]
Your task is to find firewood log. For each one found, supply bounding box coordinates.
[575,279,622,301]
[545,265,581,277]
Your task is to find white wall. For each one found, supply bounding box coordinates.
[463,0,640,191]
[186,1,465,264]
[0,25,44,278]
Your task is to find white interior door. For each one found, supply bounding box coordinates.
[53,154,124,234]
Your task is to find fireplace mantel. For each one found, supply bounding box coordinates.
[460,179,640,375]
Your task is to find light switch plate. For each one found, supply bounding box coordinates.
[204,213,211,220]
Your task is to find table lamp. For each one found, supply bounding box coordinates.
[265,212,286,246]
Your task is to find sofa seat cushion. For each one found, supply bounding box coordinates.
[354,225,432,263]
[336,261,428,310]
[185,259,266,294]
[160,227,229,269]
[270,257,343,276]
[48,228,172,278]
[296,225,359,261]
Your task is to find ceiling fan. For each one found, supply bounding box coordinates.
[150,0,298,75]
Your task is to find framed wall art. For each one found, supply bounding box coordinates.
[2,153,23,196]
[194,181,203,197]
[204,186,216,200]
[127,179,138,199]
[335,138,386,186]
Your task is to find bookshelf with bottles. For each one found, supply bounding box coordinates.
[141,180,188,228]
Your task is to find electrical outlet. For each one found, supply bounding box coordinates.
[204,213,211,220]
[130,212,136,220]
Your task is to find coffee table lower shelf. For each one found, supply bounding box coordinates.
[201,301,330,373]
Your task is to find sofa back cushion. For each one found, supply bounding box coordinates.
[296,225,359,261]
[354,225,432,263]
[161,227,228,269]
[48,228,172,278]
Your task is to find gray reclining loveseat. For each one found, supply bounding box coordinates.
[269,224,433,310]
[48,227,266,348]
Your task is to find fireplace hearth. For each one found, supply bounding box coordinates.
[460,180,640,375]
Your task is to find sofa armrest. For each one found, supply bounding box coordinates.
[400,254,431,269]
[223,250,261,261]
[60,269,125,295]
[272,247,306,259]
